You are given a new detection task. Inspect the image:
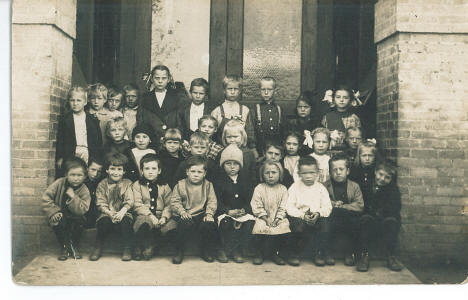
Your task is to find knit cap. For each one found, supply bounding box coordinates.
[132,123,154,142]
[220,144,243,168]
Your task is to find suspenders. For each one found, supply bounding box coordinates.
[256,103,281,126]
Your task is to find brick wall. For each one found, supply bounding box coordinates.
[375,0,468,264]
[12,0,76,258]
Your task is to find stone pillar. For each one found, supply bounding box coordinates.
[12,0,76,257]
[374,0,468,264]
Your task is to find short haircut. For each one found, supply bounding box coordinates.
[139,153,161,171]
[185,155,208,171]
[259,159,284,183]
[264,140,284,156]
[163,128,182,142]
[346,126,363,138]
[108,87,123,98]
[223,74,243,89]
[329,152,349,169]
[298,156,318,171]
[311,127,331,141]
[88,156,103,168]
[189,131,210,146]
[88,83,108,99]
[105,117,128,137]
[122,83,139,95]
[260,76,277,88]
[63,157,87,174]
[104,152,128,170]
[68,86,87,102]
[221,119,247,147]
[376,159,397,177]
[198,114,218,129]
[190,78,209,93]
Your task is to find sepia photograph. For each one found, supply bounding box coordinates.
[9,0,468,288]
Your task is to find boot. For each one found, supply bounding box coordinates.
[325,252,335,265]
[216,249,228,263]
[68,240,81,259]
[58,245,69,261]
[232,248,244,263]
[201,249,215,263]
[344,253,356,266]
[142,245,153,261]
[314,251,325,266]
[172,249,184,264]
[89,242,102,261]
[272,251,286,265]
[356,251,369,272]
[252,252,263,265]
[121,247,132,261]
[387,255,403,271]
[133,246,142,261]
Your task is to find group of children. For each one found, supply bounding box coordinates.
[42,65,403,273]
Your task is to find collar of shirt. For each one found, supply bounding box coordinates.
[190,102,204,112]
[155,90,167,107]
[229,174,238,183]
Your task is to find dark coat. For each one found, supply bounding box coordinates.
[213,171,254,217]
[176,102,215,141]
[55,111,102,164]
[157,150,185,189]
[365,182,401,222]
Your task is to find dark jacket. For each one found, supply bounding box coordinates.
[157,150,185,189]
[55,111,102,165]
[176,102,215,141]
[213,171,254,217]
[365,182,401,222]
[124,145,157,182]
[323,179,364,212]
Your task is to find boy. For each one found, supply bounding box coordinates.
[84,157,104,228]
[356,160,403,272]
[323,152,364,266]
[211,75,257,156]
[170,156,218,264]
[252,77,286,155]
[286,156,333,266]
[42,157,91,260]
[174,132,219,183]
[256,140,294,188]
[122,83,140,140]
[107,87,124,119]
[87,83,112,139]
[309,127,331,183]
[199,115,224,161]
[101,117,131,155]
[176,78,214,140]
[344,126,363,164]
[90,153,134,261]
[56,86,102,177]
[157,128,185,189]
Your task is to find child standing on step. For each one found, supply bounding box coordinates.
[251,160,290,265]
[90,153,134,261]
[42,157,90,261]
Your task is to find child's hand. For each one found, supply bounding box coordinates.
[150,214,159,227]
[334,201,343,208]
[65,187,75,199]
[50,212,63,224]
[180,211,192,221]
[271,218,280,227]
[260,216,271,227]
[158,217,167,226]
[203,215,214,223]
[112,210,126,223]
[56,158,63,170]
[309,212,319,225]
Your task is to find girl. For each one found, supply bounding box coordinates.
[101,117,131,156]
[251,160,290,265]
[107,87,124,119]
[125,124,157,182]
[214,144,255,263]
[309,127,331,183]
[285,91,321,155]
[137,65,186,146]
[283,132,301,177]
[350,140,382,204]
[132,154,176,261]
[322,85,361,149]
[221,119,257,184]
[257,141,294,188]
[87,83,112,140]
[157,128,185,189]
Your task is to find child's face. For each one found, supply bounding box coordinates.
[346,130,362,149]
[107,164,125,182]
[152,70,169,91]
[224,82,241,102]
[330,159,349,183]
[296,100,311,118]
[191,86,207,105]
[225,131,242,147]
[142,161,161,182]
[87,162,103,182]
[375,168,392,187]
[164,140,180,154]
[334,90,351,111]
[265,146,282,162]
[223,160,241,177]
[313,133,329,155]
[186,164,206,184]
[298,164,319,186]
[199,120,216,137]
[90,93,106,111]
[191,143,208,156]
[360,147,375,167]
[125,90,138,108]
[260,80,275,103]
[285,136,299,156]
[108,94,122,111]
[108,123,126,143]
[263,164,280,186]
[134,133,151,150]
[69,91,87,114]
[66,167,86,188]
